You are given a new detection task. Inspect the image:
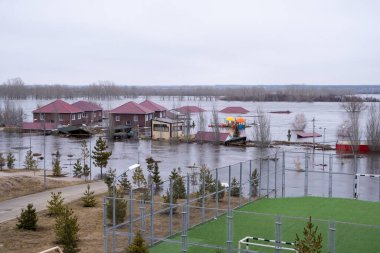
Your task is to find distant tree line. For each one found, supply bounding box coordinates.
[1,77,379,102]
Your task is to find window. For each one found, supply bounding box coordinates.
[126,121,131,125]
[78,113,81,119]
[153,124,169,132]
[173,125,183,131]
[145,115,148,121]
[93,112,96,118]
[133,115,138,122]
[40,113,45,120]
[99,112,102,117]
[115,115,120,121]
[82,112,86,118]
[59,114,63,121]
[149,114,153,120]
[72,114,75,120]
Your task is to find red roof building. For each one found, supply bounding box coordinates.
[22,122,56,132]
[72,101,103,125]
[32,100,84,126]
[139,100,167,118]
[175,106,205,114]
[219,107,249,114]
[109,101,154,127]
[195,131,231,143]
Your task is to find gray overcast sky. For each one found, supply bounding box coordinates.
[0,0,379,85]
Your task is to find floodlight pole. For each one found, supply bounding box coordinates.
[112,164,139,253]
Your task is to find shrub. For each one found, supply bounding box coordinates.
[295,216,323,253]
[82,184,97,207]
[107,188,127,224]
[47,192,65,217]
[126,231,149,253]
[54,206,80,253]
[16,203,38,231]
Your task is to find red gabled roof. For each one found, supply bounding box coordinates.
[175,106,205,114]
[33,99,82,114]
[195,131,230,142]
[220,107,249,114]
[295,131,322,138]
[139,100,166,112]
[72,101,102,112]
[110,101,154,114]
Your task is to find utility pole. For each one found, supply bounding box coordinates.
[312,117,315,149]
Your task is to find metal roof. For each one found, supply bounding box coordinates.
[139,100,166,112]
[175,106,205,114]
[33,99,82,114]
[110,101,154,114]
[72,101,102,111]
[219,107,249,114]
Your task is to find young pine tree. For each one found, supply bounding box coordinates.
[83,164,90,181]
[126,231,149,253]
[52,150,62,177]
[54,206,80,253]
[151,162,163,194]
[7,151,15,169]
[82,184,97,207]
[47,192,65,217]
[0,153,5,170]
[250,169,259,198]
[16,203,38,231]
[132,166,146,188]
[295,217,323,253]
[162,189,178,214]
[107,188,127,224]
[210,180,225,201]
[72,159,83,178]
[230,177,240,197]
[24,150,37,170]
[104,167,116,191]
[118,172,131,194]
[145,156,155,174]
[92,137,112,179]
[170,168,186,199]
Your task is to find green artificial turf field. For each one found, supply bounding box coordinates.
[150,197,380,253]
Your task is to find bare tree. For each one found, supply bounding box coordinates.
[366,103,380,151]
[291,113,307,131]
[253,107,271,148]
[341,96,366,152]
[211,104,220,144]
[197,104,206,144]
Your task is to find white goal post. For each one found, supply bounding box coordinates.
[238,236,298,253]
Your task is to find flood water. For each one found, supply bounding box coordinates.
[1,97,379,201]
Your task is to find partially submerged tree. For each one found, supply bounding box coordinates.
[92,137,112,179]
[0,153,5,170]
[211,104,220,144]
[294,217,323,253]
[253,107,271,148]
[366,103,380,151]
[341,96,366,152]
[291,113,307,131]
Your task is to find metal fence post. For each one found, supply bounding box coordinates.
[249,160,252,202]
[215,168,219,217]
[275,215,282,253]
[226,165,232,253]
[202,172,205,223]
[267,159,270,198]
[282,151,285,198]
[329,155,333,198]
[274,152,278,198]
[150,182,154,245]
[259,158,262,198]
[169,179,173,236]
[129,188,133,245]
[181,205,188,253]
[304,151,309,197]
[140,199,145,236]
[328,220,336,253]
[186,174,190,230]
[103,196,108,253]
[239,162,242,207]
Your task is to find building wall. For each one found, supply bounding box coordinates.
[110,113,153,128]
[151,120,184,140]
[154,111,166,119]
[33,113,84,126]
[83,110,103,125]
